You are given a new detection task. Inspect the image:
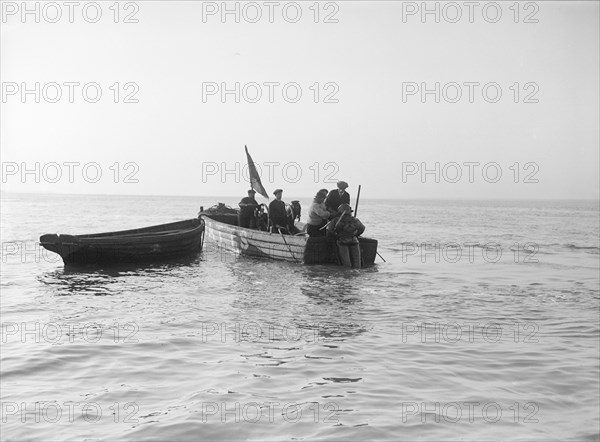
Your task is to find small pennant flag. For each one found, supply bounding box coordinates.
[245,145,269,199]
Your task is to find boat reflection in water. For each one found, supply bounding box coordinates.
[37,254,204,296]
[226,262,374,342]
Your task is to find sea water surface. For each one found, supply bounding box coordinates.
[1,193,599,441]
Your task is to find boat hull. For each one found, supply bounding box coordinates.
[202,214,377,266]
[40,218,205,266]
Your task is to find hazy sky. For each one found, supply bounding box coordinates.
[1,1,598,199]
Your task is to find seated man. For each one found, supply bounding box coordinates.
[239,189,259,228]
[269,189,288,233]
[307,189,330,237]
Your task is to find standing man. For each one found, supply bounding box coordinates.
[325,181,351,214]
[239,189,259,228]
[327,203,365,268]
[269,189,288,233]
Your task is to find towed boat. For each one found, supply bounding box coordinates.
[200,205,378,265]
[40,218,205,266]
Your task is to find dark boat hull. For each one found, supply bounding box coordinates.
[40,218,205,266]
[303,236,378,265]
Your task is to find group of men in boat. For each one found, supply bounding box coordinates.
[238,181,365,268]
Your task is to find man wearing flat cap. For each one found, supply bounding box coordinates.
[239,189,259,228]
[325,181,351,214]
[269,189,288,233]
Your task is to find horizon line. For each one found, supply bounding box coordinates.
[1,190,599,202]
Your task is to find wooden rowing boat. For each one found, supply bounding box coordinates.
[200,210,377,265]
[40,218,205,266]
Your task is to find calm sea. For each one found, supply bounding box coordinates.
[1,193,599,441]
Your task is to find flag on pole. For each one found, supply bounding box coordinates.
[245,145,269,199]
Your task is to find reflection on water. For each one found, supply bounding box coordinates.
[299,271,371,341]
[37,255,208,297]
[38,269,119,296]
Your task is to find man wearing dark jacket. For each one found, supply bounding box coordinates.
[239,189,259,228]
[327,203,365,268]
[325,181,350,213]
[269,189,288,233]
